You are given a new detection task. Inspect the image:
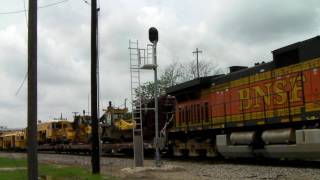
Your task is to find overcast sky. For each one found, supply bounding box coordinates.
[0,0,319,128]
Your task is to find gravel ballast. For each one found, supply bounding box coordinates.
[1,152,319,180]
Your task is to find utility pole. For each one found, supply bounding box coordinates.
[192,48,202,78]
[91,0,100,174]
[27,0,38,179]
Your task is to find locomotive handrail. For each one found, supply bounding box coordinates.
[160,114,174,137]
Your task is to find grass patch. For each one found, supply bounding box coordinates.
[0,157,114,180]
[0,156,26,167]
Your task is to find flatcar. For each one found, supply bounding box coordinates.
[166,36,320,160]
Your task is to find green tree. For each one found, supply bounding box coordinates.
[135,60,222,103]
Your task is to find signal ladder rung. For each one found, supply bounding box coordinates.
[129,41,138,44]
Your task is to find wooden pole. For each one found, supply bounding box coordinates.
[91,0,100,174]
[27,0,38,179]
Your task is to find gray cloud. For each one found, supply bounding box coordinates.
[214,0,320,44]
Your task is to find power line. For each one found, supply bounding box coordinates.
[0,0,68,15]
[39,0,68,9]
[22,0,28,27]
[14,0,28,96]
[81,0,100,9]
[15,72,28,96]
[81,0,91,6]
[14,0,69,96]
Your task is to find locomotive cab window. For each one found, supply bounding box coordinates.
[205,102,209,122]
[197,104,201,123]
[186,106,190,125]
[178,108,182,126]
[182,108,185,124]
[201,105,205,122]
[191,105,194,124]
[56,123,62,129]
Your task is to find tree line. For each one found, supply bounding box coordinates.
[137,60,223,102]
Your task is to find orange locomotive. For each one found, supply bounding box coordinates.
[167,36,320,159]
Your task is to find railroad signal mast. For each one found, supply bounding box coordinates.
[129,27,160,167]
[129,40,145,167]
[148,27,161,167]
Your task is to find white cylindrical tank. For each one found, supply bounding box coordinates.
[230,131,256,145]
[262,128,295,144]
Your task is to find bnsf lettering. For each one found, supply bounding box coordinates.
[238,75,304,110]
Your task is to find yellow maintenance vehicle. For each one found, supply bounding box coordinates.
[37,120,75,144]
[72,111,92,143]
[100,101,134,143]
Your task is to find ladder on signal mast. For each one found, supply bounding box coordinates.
[129,40,144,167]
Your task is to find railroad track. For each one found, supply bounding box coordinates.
[35,150,320,169]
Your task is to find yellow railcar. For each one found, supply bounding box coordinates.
[37,120,75,144]
[0,130,26,150]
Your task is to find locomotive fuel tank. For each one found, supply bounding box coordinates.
[262,128,295,144]
[230,131,256,145]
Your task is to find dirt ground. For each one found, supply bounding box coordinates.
[1,152,320,180]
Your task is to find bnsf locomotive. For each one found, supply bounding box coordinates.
[166,36,320,160]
